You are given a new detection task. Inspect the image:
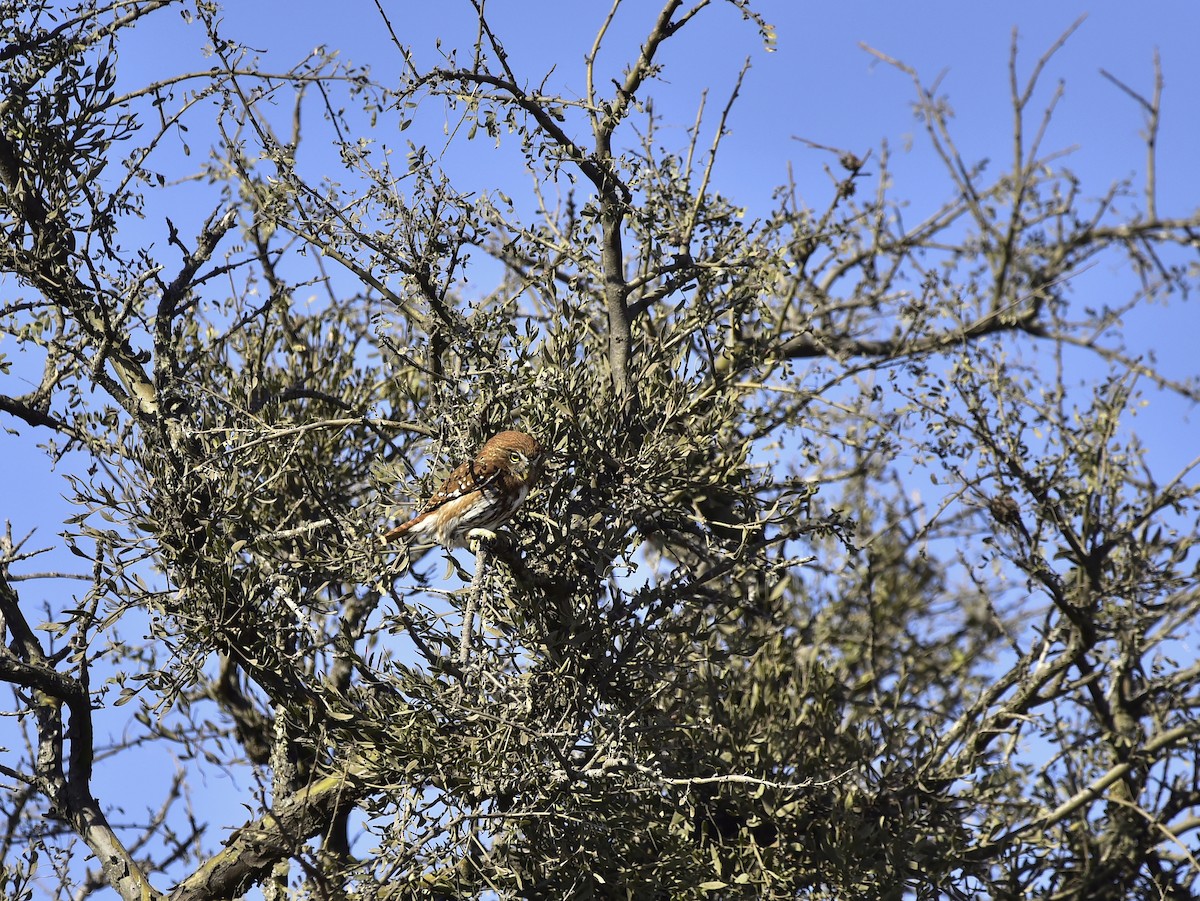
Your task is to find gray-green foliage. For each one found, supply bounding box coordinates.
[1,2,1198,899]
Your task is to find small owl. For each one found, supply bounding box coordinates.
[384,430,543,548]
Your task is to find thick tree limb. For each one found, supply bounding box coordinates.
[169,770,366,901]
[0,572,161,901]
[0,394,71,433]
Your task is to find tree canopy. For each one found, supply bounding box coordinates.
[1,2,1198,899]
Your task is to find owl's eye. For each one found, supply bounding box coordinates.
[509,451,522,464]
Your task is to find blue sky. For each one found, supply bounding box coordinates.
[197,1,1200,213]
[3,0,1199,894]
[193,0,1198,416]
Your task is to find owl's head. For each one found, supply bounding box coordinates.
[481,430,543,483]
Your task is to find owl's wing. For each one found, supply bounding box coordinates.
[420,458,504,513]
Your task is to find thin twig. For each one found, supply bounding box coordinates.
[459,531,494,666]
